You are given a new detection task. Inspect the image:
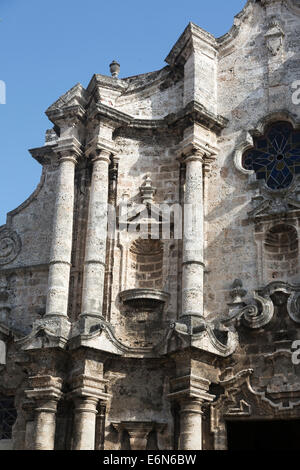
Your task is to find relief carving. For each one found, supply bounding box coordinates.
[226,280,300,329]
[265,20,285,56]
[0,228,22,265]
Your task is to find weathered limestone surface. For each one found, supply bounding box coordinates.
[1,0,300,450]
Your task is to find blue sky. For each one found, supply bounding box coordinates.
[0,0,246,225]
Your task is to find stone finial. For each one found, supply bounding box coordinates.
[230,279,247,304]
[139,175,156,204]
[109,60,120,78]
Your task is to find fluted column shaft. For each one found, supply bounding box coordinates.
[181,153,204,318]
[81,150,111,318]
[178,398,203,450]
[72,397,98,450]
[32,398,59,450]
[46,155,77,317]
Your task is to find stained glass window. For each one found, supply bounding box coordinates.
[242,122,300,189]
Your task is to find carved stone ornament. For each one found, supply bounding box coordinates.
[287,291,300,324]
[225,281,300,329]
[248,174,300,219]
[265,20,285,56]
[211,366,300,450]
[241,293,274,329]
[0,227,22,265]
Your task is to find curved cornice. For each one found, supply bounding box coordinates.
[217,0,255,49]
[6,169,46,226]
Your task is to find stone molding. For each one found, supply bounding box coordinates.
[46,103,86,129]
[119,288,170,309]
[163,317,239,357]
[168,375,215,403]
[16,316,72,350]
[165,22,217,67]
[54,136,83,161]
[68,374,110,403]
[211,366,300,449]
[25,375,63,402]
[6,169,46,223]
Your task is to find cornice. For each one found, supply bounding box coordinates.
[87,100,227,134]
[29,145,57,165]
[166,100,228,134]
[165,22,217,67]
[46,103,86,127]
[87,102,132,126]
[87,73,128,95]
[217,0,255,49]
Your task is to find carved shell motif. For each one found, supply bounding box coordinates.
[0,228,22,265]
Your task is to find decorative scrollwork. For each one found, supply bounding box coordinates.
[241,293,274,329]
[0,228,21,265]
[287,291,300,324]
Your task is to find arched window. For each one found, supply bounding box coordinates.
[242,122,300,189]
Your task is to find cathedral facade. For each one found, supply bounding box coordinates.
[1,0,300,450]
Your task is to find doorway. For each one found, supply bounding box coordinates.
[226,419,300,450]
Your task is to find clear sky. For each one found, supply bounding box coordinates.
[0,0,246,226]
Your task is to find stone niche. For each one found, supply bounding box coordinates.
[130,239,163,290]
[264,224,299,280]
[117,238,170,349]
[254,220,300,285]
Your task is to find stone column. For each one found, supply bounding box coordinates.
[178,398,203,450]
[181,150,205,320]
[46,149,79,319]
[25,376,63,451]
[32,398,59,450]
[72,397,99,450]
[80,149,111,320]
[168,373,215,450]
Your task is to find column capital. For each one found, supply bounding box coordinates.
[54,136,83,162]
[85,137,116,160]
[168,374,215,404]
[73,396,99,415]
[25,375,63,402]
[68,374,110,403]
[91,148,112,164]
[177,141,217,167]
[180,145,205,164]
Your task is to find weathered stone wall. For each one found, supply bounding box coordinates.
[205,0,300,315]
[1,0,300,451]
